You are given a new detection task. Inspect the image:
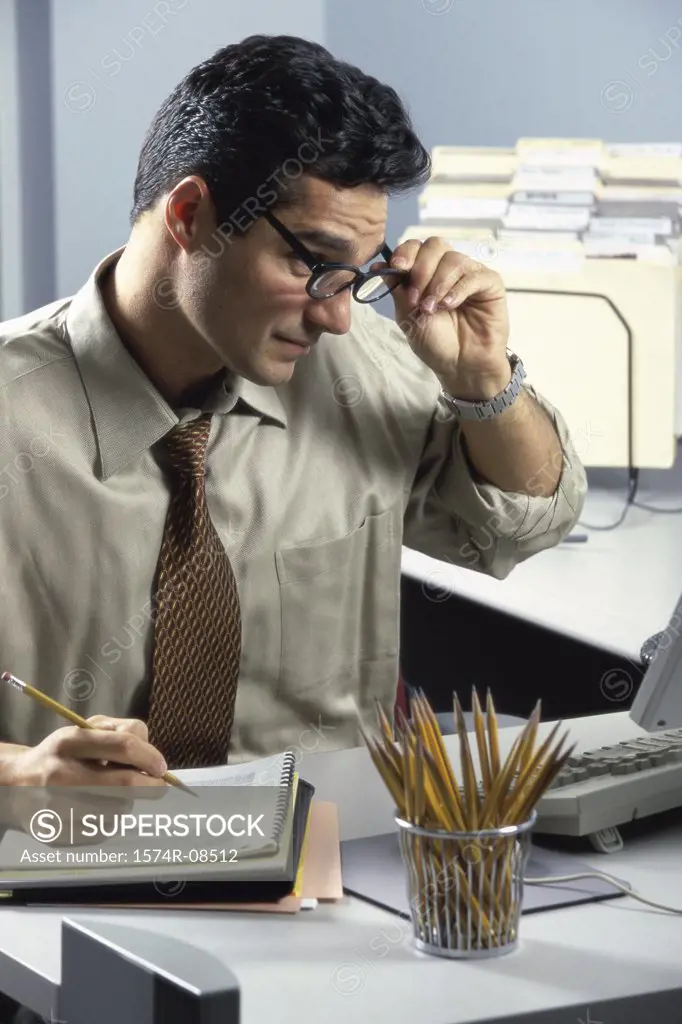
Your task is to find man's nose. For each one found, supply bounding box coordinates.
[304,288,353,337]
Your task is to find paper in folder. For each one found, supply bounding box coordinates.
[0,751,315,906]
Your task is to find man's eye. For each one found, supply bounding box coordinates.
[290,251,327,264]
[288,253,309,273]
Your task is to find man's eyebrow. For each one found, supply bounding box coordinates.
[294,229,385,263]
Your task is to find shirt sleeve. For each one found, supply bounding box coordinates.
[402,381,588,581]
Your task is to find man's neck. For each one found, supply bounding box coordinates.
[173,369,228,409]
[100,249,225,409]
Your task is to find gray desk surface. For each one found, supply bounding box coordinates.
[402,475,682,663]
[1,713,682,1024]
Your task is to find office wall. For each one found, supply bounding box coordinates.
[50,0,326,297]
[18,2,55,310]
[327,0,682,245]
[0,0,22,318]
[0,0,54,318]
[5,1,682,308]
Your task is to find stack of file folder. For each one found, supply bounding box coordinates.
[402,137,682,468]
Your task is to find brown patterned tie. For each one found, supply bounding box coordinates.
[146,413,242,769]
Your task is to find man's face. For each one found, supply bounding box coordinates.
[180,176,389,387]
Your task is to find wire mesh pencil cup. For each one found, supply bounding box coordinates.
[395,810,537,959]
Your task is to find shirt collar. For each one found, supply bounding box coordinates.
[65,247,287,481]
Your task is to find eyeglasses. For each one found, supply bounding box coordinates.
[264,211,408,303]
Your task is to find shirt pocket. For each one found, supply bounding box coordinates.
[274,508,400,696]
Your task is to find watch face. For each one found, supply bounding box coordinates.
[640,631,665,665]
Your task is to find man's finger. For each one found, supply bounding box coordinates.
[442,267,503,310]
[396,239,455,307]
[100,768,169,788]
[388,237,422,269]
[49,726,167,778]
[420,257,476,309]
[86,716,149,741]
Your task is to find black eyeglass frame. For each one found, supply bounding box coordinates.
[264,210,408,302]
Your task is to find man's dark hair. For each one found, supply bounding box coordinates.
[131,34,430,228]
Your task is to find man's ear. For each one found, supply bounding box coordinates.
[163,176,211,250]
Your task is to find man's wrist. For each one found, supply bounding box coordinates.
[439,361,513,402]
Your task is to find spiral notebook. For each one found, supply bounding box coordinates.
[174,749,297,858]
[0,750,301,898]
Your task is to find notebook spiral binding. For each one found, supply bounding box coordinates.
[272,750,297,844]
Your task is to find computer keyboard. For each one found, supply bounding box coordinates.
[533,714,682,853]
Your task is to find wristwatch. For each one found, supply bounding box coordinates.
[439,351,527,421]
[640,631,664,666]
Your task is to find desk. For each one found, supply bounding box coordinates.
[402,478,682,664]
[1,713,682,1024]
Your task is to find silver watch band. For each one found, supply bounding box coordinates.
[439,351,526,421]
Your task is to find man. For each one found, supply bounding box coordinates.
[0,34,586,796]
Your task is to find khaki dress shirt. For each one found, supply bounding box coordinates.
[0,249,587,763]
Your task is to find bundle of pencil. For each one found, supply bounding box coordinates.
[357,687,576,951]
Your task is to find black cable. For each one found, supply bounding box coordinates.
[506,286,638,536]
[578,468,682,529]
[632,499,682,514]
[630,438,682,513]
[578,467,639,531]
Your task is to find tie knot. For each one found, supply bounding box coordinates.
[164,415,212,477]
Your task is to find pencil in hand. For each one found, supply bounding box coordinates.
[1,671,197,796]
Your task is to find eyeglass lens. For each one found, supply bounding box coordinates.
[310,267,403,303]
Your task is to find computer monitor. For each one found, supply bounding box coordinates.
[629,595,682,731]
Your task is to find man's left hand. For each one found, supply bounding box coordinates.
[383,237,512,399]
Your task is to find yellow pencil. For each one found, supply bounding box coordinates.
[1,671,197,796]
[358,688,574,951]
